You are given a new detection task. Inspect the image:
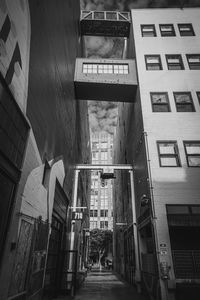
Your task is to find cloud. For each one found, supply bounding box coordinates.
[88,101,118,134]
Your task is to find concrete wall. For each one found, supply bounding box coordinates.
[131,8,200,278]
[0,0,91,298]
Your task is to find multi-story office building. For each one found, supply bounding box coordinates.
[90,133,113,231]
[114,8,200,300]
[0,1,90,299]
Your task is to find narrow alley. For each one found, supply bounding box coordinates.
[69,268,148,300]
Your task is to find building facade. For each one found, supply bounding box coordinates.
[113,8,200,300]
[90,133,113,231]
[0,1,91,299]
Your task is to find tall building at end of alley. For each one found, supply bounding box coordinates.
[90,132,113,231]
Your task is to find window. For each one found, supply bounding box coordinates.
[184,142,200,167]
[151,92,170,112]
[100,209,108,217]
[101,150,108,160]
[166,54,184,70]
[178,23,195,36]
[100,221,108,229]
[141,24,156,37]
[173,92,195,112]
[157,141,181,167]
[82,63,129,74]
[145,55,162,70]
[186,54,200,70]
[160,24,175,36]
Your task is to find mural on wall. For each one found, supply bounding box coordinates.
[0,0,30,111]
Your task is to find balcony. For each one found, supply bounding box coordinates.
[74,58,138,102]
[80,10,131,37]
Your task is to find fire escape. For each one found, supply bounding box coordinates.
[74,10,138,102]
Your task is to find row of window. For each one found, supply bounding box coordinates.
[151,91,200,112]
[90,221,109,229]
[83,63,129,74]
[90,209,109,217]
[145,54,200,70]
[141,23,195,37]
[157,141,200,167]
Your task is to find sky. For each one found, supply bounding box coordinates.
[81,0,200,135]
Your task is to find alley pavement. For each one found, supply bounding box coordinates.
[72,268,148,300]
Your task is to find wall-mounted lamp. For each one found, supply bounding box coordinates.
[140,194,151,207]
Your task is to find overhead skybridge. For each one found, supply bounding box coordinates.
[80,10,131,37]
[74,58,138,102]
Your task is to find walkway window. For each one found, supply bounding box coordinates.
[160,24,175,36]
[145,55,162,70]
[151,92,170,112]
[157,141,181,167]
[141,24,156,37]
[186,54,200,70]
[173,92,195,112]
[82,63,129,74]
[184,142,200,167]
[166,54,184,70]
[178,23,195,36]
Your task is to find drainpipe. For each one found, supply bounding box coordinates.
[143,132,170,300]
[129,169,141,293]
[68,169,80,296]
[122,37,128,59]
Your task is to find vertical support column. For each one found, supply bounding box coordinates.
[122,37,128,59]
[129,170,141,293]
[68,169,80,295]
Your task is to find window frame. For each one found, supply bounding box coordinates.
[82,63,129,74]
[159,24,175,37]
[184,141,200,167]
[186,54,200,70]
[166,54,184,70]
[150,92,171,112]
[173,92,195,112]
[141,24,157,37]
[178,23,195,36]
[145,55,162,70]
[157,141,181,167]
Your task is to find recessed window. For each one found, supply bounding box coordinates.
[173,92,195,112]
[82,63,129,74]
[166,54,184,70]
[178,23,195,36]
[186,54,200,70]
[184,141,200,167]
[141,24,156,37]
[145,55,162,70]
[157,141,181,167]
[151,92,170,112]
[160,24,175,36]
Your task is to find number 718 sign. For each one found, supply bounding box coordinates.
[72,212,83,220]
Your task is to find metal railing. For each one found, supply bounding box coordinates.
[172,250,200,279]
[81,10,131,22]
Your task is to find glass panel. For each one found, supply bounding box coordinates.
[147,57,159,63]
[160,144,175,154]
[185,144,200,154]
[152,93,167,103]
[188,156,200,167]
[191,206,200,214]
[175,93,191,103]
[189,57,200,63]
[161,157,177,166]
[153,105,169,112]
[167,205,189,214]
